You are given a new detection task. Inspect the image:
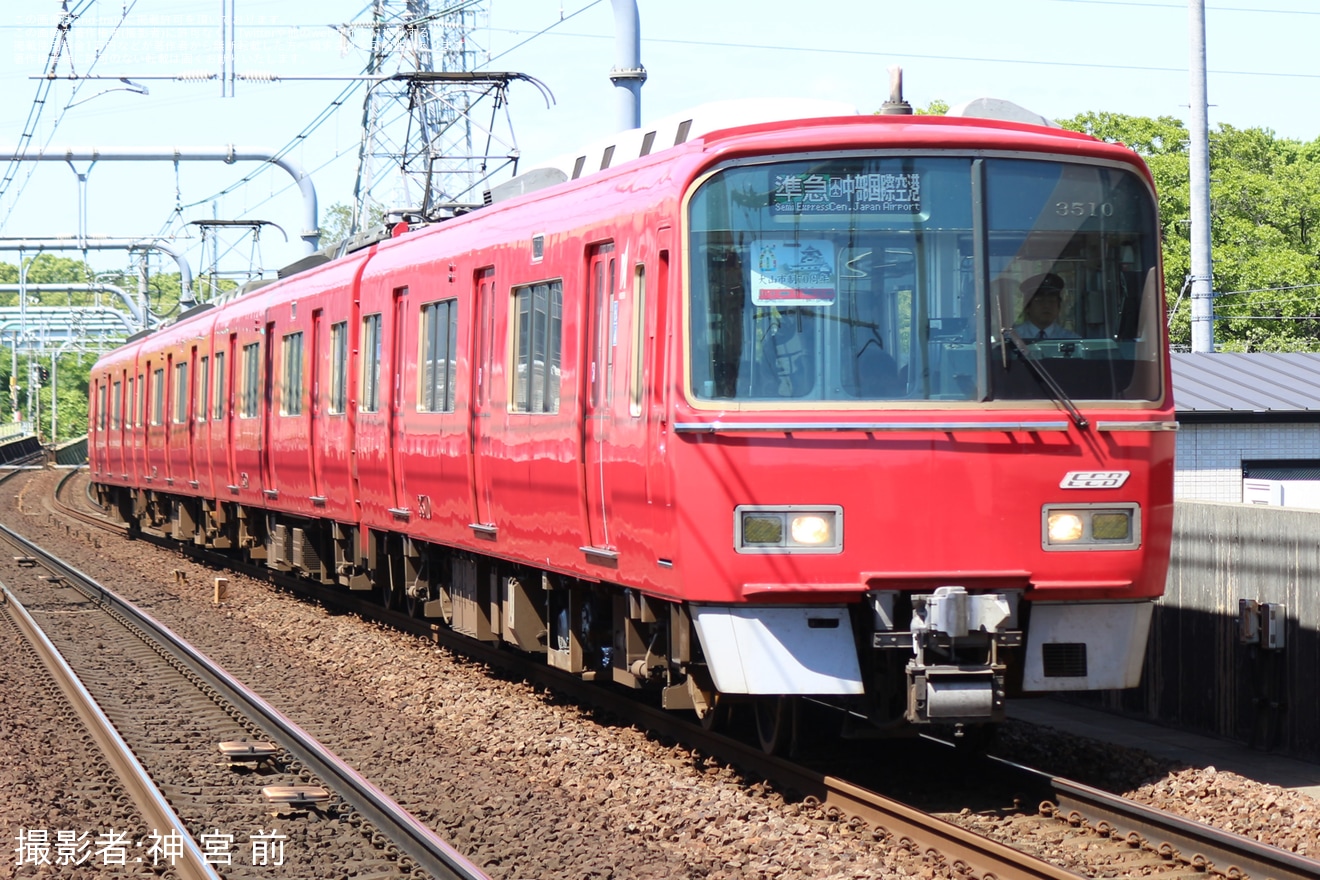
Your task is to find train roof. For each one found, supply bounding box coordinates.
[100,95,1135,353]
[485,95,1093,208]
[484,97,861,205]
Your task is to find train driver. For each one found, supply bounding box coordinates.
[1013,272,1080,341]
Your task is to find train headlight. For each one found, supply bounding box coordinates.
[791,514,832,545]
[736,505,843,554]
[1047,513,1085,543]
[1042,504,1140,551]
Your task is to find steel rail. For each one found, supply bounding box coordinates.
[0,520,490,880]
[545,692,1088,880]
[61,468,1291,880]
[51,498,1078,879]
[990,755,1320,880]
[0,584,222,880]
[221,568,1084,880]
[60,468,1318,880]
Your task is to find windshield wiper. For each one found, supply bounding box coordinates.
[1000,328,1089,430]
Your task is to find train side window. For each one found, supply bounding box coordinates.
[281,332,304,416]
[212,351,225,420]
[136,373,144,428]
[240,343,261,418]
[629,264,646,417]
[329,321,348,414]
[419,299,457,413]
[197,356,210,422]
[360,313,383,413]
[173,361,189,424]
[96,382,107,432]
[111,380,121,430]
[151,367,164,426]
[511,280,563,413]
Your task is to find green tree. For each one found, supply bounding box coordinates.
[320,201,388,245]
[0,256,127,441]
[1061,112,1320,352]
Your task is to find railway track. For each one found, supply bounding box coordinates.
[1,582,221,880]
[0,488,489,880]
[38,465,1320,880]
[984,754,1320,880]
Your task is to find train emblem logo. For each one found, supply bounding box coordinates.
[1060,471,1131,489]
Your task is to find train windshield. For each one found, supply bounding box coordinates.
[686,155,1163,405]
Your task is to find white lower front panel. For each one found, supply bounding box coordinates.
[691,605,864,695]
[1022,600,1154,691]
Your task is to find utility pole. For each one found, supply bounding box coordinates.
[351,1,524,230]
[1189,0,1214,352]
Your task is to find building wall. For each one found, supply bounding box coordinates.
[1174,421,1320,502]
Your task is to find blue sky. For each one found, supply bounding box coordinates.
[1,0,1318,278]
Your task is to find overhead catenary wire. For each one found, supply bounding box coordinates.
[0,0,141,234]
[22,0,1320,285]
[173,1,602,243]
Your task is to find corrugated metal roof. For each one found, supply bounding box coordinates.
[1172,352,1320,415]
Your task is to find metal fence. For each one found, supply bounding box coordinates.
[0,421,33,442]
[1086,500,1320,761]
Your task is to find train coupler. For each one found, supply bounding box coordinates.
[905,666,1006,724]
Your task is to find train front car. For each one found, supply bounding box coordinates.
[672,114,1174,746]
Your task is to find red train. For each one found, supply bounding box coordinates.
[88,100,1175,751]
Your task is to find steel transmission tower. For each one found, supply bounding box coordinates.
[351,0,533,231]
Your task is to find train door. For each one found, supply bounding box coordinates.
[131,369,143,482]
[309,309,325,503]
[389,288,408,516]
[648,239,675,527]
[350,283,404,523]
[146,358,165,484]
[469,266,496,532]
[163,353,174,484]
[186,345,198,487]
[309,306,354,518]
[110,372,125,479]
[223,334,238,489]
[91,376,106,477]
[195,348,214,496]
[583,243,616,552]
[261,321,276,495]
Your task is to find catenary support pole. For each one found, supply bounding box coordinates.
[0,146,320,253]
[0,238,193,323]
[609,0,646,131]
[1189,0,1214,352]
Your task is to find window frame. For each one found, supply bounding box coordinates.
[172,361,189,424]
[240,342,261,419]
[629,264,646,417]
[510,280,563,414]
[212,351,226,421]
[150,367,165,426]
[329,321,348,415]
[111,379,122,431]
[197,356,210,422]
[281,331,304,416]
[359,313,382,413]
[418,298,458,413]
